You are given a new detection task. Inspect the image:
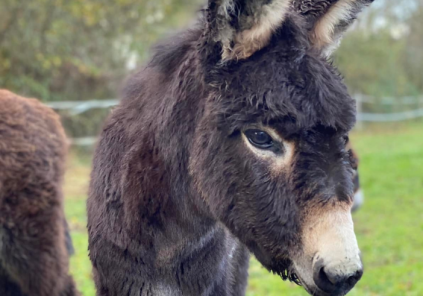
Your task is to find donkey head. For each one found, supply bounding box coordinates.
[189,1,372,295]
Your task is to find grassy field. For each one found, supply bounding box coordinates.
[64,121,423,296]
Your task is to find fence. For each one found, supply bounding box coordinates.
[47,95,423,146]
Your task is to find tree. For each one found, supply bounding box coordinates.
[0,0,202,101]
[335,0,423,98]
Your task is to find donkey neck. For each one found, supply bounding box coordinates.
[146,218,246,296]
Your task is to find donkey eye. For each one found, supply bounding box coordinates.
[244,129,274,149]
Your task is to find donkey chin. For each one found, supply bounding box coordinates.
[291,205,363,296]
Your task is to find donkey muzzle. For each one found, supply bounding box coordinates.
[312,257,363,295]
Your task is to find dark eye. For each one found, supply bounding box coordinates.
[244,129,274,149]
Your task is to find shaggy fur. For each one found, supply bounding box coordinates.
[0,90,78,296]
[348,144,364,212]
[88,1,372,295]
[292,0,375,56]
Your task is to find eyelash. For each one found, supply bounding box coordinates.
[243,129,284,154]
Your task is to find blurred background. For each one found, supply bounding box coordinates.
[1,0,422,295]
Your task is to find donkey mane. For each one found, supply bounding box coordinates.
[148,27,203,74]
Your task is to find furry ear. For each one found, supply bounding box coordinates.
[207,0,293,61]
[293,0,374,57]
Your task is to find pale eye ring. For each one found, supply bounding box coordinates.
[244,129,274,149]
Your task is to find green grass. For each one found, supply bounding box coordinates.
[64,121,423,296]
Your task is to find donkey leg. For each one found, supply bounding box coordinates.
[64,218,75,256]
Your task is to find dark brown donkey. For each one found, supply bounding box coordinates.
[0,90,79,296]
[349,144,364,212]
[88,1,373,295]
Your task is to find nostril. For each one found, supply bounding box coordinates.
[313,261,364,294]
[346,269,363,288]
[313,265,337,293]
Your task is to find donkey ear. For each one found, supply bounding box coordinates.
[207,0,293,61]
[293,0,374,57]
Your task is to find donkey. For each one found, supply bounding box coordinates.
[87,0,373,295]
[349,144,364,212]
[0,89,79,296]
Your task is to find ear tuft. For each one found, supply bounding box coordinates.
[209,0,293,61]
[294,0,374,57]
[312,0,360,56]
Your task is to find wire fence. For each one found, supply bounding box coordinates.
[47,95,423,146]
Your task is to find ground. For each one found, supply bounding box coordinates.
[64,121,423,296]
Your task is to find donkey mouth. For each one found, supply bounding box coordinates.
[269,258,301,285]
[300,281,350,296]
[298,280,331,296]
[289,268,330,296]
[286,270,302,286]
